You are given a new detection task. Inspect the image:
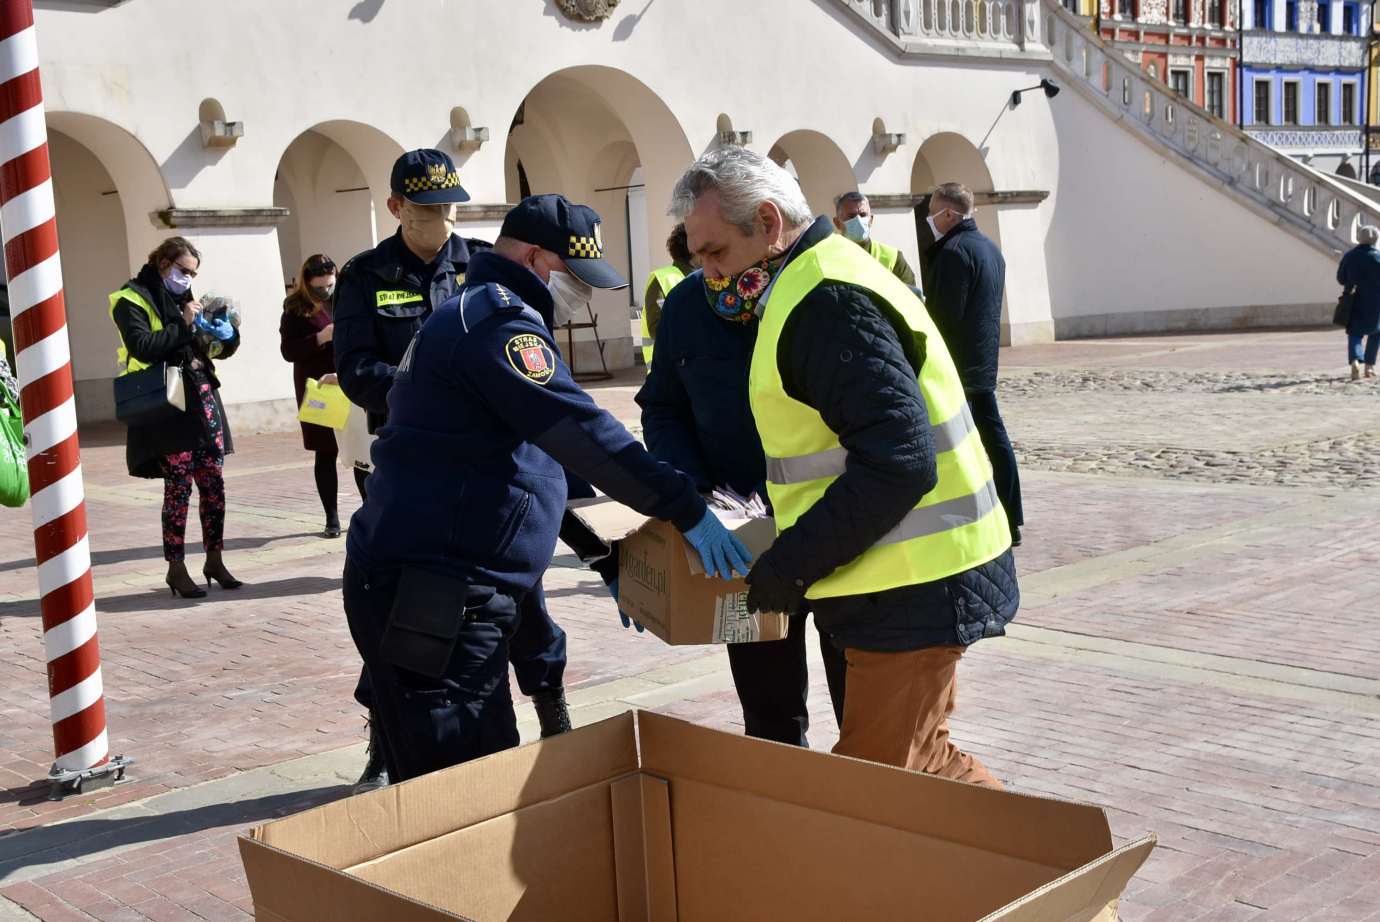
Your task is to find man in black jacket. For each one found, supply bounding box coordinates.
[636,242,846,748]
[670,148,1018,783]
[923,183,1023,545]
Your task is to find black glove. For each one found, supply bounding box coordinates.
[745,553,806,616]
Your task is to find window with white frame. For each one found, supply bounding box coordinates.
[1316,82,1332,125]
[1170,69,1191,97]
[1253,80,1271,125]
[1207,72,1226,118]
[1342,82,1357,124]
[1282,81,1300,124]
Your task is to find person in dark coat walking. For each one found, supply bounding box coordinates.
[1337,225,1380,380]
[110,237,242,599]
[923,182,1024,545]
[280,253,349,537]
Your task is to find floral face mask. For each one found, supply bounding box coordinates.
[704,260,773,323]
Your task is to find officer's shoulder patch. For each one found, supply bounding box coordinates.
[483,283,520,310]
[504,332,556,386]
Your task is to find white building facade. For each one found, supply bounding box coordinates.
[13,0,1370,425]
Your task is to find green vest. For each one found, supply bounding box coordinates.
[640,264,686,364]
[108,287,163,376]
[748,235,1009,600]
[868,238,899,273]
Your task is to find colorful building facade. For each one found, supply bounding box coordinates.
[1240,0,1371,175]
[1096,0,1240,123]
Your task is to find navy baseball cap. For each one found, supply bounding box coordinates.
[500,194,627,290]
[390,149,470,205]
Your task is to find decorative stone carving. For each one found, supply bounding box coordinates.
[555,0,619,22]
[1140,0,1169,24]
[1247,127,1364,149]
[1242,32,1367,67]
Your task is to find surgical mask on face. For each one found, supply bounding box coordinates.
[401,203,455,252]
[546,269,593,328]
[309,284,335,302]
[926,213,944,240]
[164,265,192,296]
[843,215,870,243]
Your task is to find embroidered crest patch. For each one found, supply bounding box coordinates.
[505,333,556,385]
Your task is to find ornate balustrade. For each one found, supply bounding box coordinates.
[1042,0,1380,254]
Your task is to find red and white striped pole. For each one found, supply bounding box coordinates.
[0,0,128,796]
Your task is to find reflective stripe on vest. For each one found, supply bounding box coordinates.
[869,238,899,273]
[641,264,686,364]
[765,401,977,485]
[748,234,1009,600]
[108,287,163,376]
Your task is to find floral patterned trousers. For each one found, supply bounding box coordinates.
[159,377,227,562]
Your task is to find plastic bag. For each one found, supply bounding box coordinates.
[298,378,351,430]
[336,401,375,475]
[0,342,29,508]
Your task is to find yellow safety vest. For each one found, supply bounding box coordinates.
[108,287,164,376]
[639,264,686,364]
[748,235,1009,599]
[868,238,900,273]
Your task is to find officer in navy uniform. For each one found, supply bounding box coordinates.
[342,194,752,781]
[333,151,566,791]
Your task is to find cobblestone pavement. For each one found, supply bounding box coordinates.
[2,330,1380,921]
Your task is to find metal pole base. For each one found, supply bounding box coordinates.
[46,754,134,801]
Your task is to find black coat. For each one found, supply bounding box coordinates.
[636,268,765,499]
[279,295,337,452]
[111,264,238,479]
[922,218,1006,393]
[758,218,1018,652]
[1338,244,1380,336]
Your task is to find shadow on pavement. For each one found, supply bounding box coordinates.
[0,785,348,883]
[0,575,342,619]
[0,532,324,575]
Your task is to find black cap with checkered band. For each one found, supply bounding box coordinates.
[499,194,627,290]
[389,149,471,205]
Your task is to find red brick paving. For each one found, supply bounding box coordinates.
[2,332,1379,920]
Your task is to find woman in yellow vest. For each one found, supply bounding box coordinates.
[110,237,242,598]
[670,149,1018,785]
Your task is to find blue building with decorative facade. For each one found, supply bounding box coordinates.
[1240,0,1371,175]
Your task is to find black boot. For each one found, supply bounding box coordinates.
[532,687,572,738]
[352,716,390,794]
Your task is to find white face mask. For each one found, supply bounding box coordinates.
[546,269,593,328]
[843,215,870,243]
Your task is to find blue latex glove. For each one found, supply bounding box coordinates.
[681,510,753,580]
[607,578,643,632]
[195,313,235,342]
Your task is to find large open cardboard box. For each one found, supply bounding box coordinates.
[240,711,1155,922]
[566,497,789,645]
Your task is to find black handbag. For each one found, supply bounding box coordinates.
[113,362,186,425]
[1334,286,1356,327]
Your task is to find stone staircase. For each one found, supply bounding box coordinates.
[835,0,1380,258]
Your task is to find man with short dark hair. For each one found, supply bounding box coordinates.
[923,182,1024,545]
[833,191,916,286]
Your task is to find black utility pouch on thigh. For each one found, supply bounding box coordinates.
[380,569,491,679]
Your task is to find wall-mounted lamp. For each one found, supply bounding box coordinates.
[1010,78,1061,109]
[872,130,907,156]
[199,120,243,148]
[719,129,754,147]
[452,125,490,152]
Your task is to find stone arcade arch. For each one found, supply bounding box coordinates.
[767,129,858,219]
[504,66,693,370]
[39,113,171,421]
[272,121,404,288]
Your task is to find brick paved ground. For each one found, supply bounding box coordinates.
[2,329,1380,920]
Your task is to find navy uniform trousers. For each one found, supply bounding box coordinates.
[344,559,537,780]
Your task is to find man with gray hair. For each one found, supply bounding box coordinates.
[666,147,1018,781]
[833,191,916,287]
[924,182,1023,546]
